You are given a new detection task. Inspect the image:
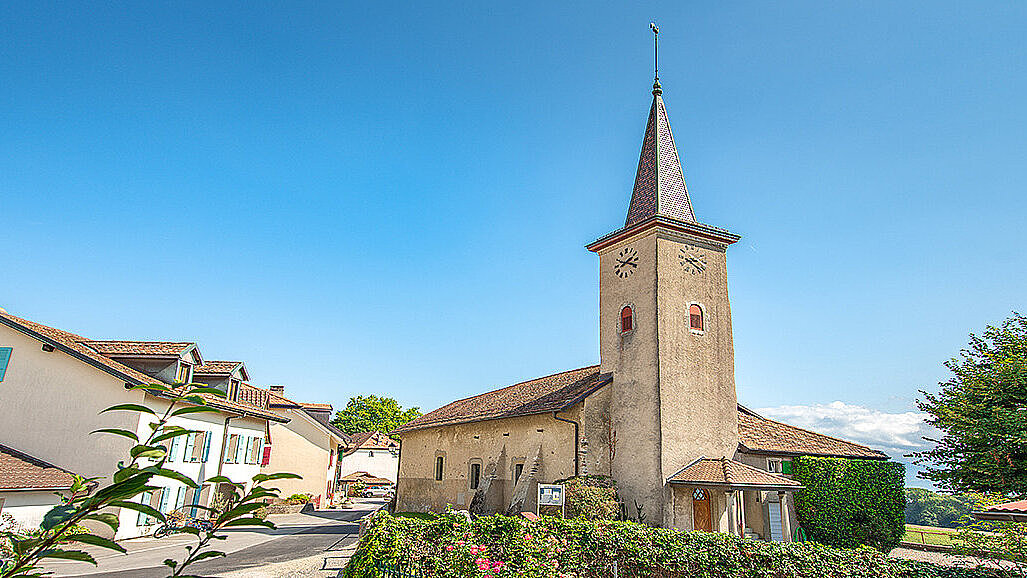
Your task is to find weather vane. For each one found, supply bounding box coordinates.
[650,22,662,94]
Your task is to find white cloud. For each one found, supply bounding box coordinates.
[756,401,935,458]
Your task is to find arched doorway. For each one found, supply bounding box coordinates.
[692,487,712,531]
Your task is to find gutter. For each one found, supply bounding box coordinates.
[552,412,580,478]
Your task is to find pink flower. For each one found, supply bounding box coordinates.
[445,545,454,551]
[476,558,490,571]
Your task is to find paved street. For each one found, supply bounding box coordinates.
[42,499,381,577]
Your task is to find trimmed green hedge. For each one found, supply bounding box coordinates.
[344,512,987,578]
[793,457,906,552]
[557,476,619,520]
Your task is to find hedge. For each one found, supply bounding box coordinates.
[343,512,990,578]
[792,457,906,552]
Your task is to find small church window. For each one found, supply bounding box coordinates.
[689,304,703,331]
[469,463,481,490]
[621,306,634,333]
[435,456,444,481]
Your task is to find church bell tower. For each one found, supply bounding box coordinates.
[586,41,741,526]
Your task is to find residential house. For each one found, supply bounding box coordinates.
[0,309,286,539]
[393,71,888,541]
[261,386,350,507]
[0,444,75,528]
[338,431,399,484]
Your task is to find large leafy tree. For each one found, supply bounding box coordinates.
[915,313,1027,497]
[331,395,421,439]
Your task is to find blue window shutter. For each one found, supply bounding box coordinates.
[158,488,170,513]
[168,435,181,462]
[176,486,188,511]
[202,432,211,461]
[137,491,152,526]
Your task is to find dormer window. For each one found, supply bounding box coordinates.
[176,363,192,384]
[620,306,634,333]
[689,304,704,332]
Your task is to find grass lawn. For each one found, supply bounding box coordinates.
[904,524,962,547]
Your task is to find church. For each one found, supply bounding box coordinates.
[393,68,887,541]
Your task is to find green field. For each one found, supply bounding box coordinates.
[903,524,961,547]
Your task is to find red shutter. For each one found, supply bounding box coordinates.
[260,444,272,466]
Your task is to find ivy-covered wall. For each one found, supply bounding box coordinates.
[792,456,906,551]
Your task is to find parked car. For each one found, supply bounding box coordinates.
[363,486,394,499]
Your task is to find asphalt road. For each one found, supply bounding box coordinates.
[46,500,380,578]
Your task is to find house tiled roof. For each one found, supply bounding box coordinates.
[194,360,243,375]
[667,457,801,489]
[392,366,613,434]
[985,500,1027,514]
[0,310,285,423]
[347,431,398,451]
[300,402,333,410]
[237,383,270,409]
[737,406,887,459]
[82,340,195,357]
[0,444,76,490]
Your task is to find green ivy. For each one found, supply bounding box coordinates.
[792,456,906,552]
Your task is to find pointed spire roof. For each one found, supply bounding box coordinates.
[624,81,697,226]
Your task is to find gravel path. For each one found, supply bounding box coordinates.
[890,547,1015,571]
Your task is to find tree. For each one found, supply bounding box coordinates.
[331,395,421,439]
[904,488,972,528]
[915,313,1027,497]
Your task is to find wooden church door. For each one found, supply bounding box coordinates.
[692,488,712,532]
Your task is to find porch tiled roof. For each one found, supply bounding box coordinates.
[392,366,613,434]
[339,471,392,485]
[0,310,284,423]
[82,340,195,356]
[668,457,801,489]
[737,406,887,459]
[0,445,76,490]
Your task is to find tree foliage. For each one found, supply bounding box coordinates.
[904,488,972,529]
[792,456,906,552]
[915,313,1027,497]
[330,395,421,439]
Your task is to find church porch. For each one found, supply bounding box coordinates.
[666,457,802,541]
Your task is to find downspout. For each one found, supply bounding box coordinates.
[552,412,580,478]
[393,437,403,510]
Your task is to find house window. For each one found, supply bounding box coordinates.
[514,463,524,483]
[620,306,634,333]
[689,304,703,331]
[176,363,192,384]
[768,458,792,474]
[469,463,481,490]
[435,456,445,481]
[368,451,374,458]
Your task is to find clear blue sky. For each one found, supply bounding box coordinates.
[2,3,1024,478]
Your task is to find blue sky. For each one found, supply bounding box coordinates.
[2,2,1024,485]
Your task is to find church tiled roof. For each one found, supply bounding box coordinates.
[667,457,802,489]
[624,81,696,227]
[392,366,612,434]
[737,405,887,459]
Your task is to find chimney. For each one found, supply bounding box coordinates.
[269,385,285,394]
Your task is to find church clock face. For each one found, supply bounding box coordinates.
[679,246,707,275]
[613,247,639,278]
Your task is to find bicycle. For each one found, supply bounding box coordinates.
[152,509,215,539]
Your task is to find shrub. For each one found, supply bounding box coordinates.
[343,511,988,578]
[558,476,619,520]
[793,456,906,552]
[285,493,313,505]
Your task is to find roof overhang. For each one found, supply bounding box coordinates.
[973,510,1027,522]
[736,444,890,461]
[0,486,74,492]
[666,480,803,492]
[587,215,740,253]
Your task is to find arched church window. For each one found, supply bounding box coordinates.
[620,306,633,333]
[689,304,703,331]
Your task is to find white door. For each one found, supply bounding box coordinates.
[768,501,783,541]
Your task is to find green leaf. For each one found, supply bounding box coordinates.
[40,504,78,532]
[190,550,227,562]
[130,445,166,459]
[152,428,195,443]
[110,500,165,523]
[252,472,302,483]
[204,476,236,485]
[153,468,199,488]
[112,466,143,484]
[100,403,157,416]
[220,502,266,519]
[82,513,121,532]
[221,518,274,529]
[91,428,139,442]
[171,406,221,417]
[130,383,172,393]
[38,548,97,563]
[185,387,227,397]
[66,533,127,553]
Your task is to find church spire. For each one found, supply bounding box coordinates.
[624,24,696,227]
